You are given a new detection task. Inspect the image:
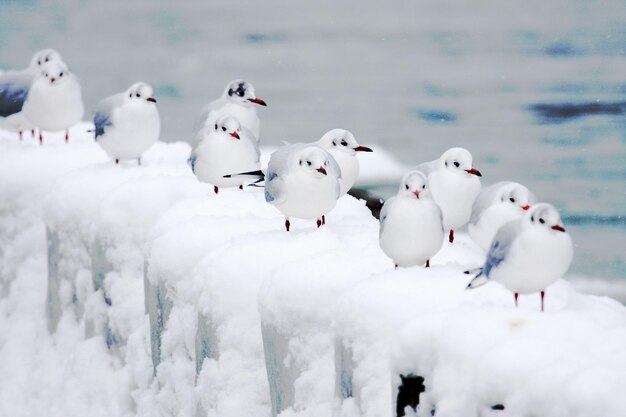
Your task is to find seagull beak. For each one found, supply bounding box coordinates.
[230,131,240,139]
[522,204,531,211]
[465,168,482,177]
[317,166,327,175]
[248,97,267,106]
[146,97,157,103]
[551,224,566,232]
[50,77,56,83]
[413,191,420,198]
[353,146,373,152]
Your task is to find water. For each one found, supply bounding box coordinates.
[1,0,624,296]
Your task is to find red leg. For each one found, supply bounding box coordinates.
[18,131,23,141]
[425,259,430,268]
[322,215,326,225]
[395,264,398,269]
[285,219,290,232]
[449,230,454,243]
[316,218,322,228]
[214,186,219,194]
[65,129,69,143]
[39,132,43,145]
[115,158,120,165]
[541,290,545,312]
[239,184,243,190]
[31,129,35,137]
[514,292,519,307]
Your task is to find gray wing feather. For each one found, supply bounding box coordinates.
[0,69,33,118]
[482,220,521,277]
[93,93,123,138]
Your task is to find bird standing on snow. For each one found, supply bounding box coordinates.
[93,82,160,165]
[466,203,573,311]
[23,60,84,144]
[190,114,260,193]
[0,48,63,139]
[379,171,444,268]
[197,79,266,141]
[468,181,536,252]
[415,147,482,243]
[314,129,372,196]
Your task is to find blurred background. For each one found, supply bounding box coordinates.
[0,0,624,299]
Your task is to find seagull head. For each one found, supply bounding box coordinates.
[297,147,334,178]
[224,79,267,107]
[30,48,62,70]
[126,82,157,104]
[40,61,69,86]
[439,147,482,177]
[526,203,566,233]
[214,115,241,140]
[398,170,428,199]
[500,183,533,211]
[318,129,372,155]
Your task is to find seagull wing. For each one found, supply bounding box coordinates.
[0,69,33,118]
[93,94,123,140]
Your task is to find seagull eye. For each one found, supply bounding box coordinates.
[405,184,409,190]
[237,91,244,97]
[531,216,534,222]
[59,72,63,77]
[299,160,302,166]
[509,198,515,203]
[539,218,545,224]
[341,140,348,146]
[332,141,336,147]
[222,127,226,132]
[422,185,426,189]
[445,161,448,167]
[38,60,41,65]
[453,161,460,168]
[129,93,133,98]
[45,57,49,62]
[45,73,49,77]
[214,124,218,130]
[136,93,141,98]
[307,161,312,166]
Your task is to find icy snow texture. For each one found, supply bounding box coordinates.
[1,128,626,417]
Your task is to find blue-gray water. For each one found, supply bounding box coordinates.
[1,0,624,295]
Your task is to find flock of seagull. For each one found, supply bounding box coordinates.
[0,49,574,311]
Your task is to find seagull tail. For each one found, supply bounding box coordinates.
[466,270,488,290]
[223,169,265,180]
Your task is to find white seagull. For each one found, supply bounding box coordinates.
[468,181,537,252]
[466,203,573,311]
[415,147,482,243]
[0,48,63,139]
[379,170,444,268]
[93,82,160,165]
[190,114,260,193]
[314,129,372,196]
[197,79,266,141]
[23,60,84,144]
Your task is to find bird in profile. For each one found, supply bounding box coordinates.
[379,170,444,268]
[93,82,160,165]
[466,203,573,311]
[415,147,482,243]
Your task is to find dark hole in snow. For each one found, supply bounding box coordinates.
[396,374,425,417]
[491,404,505,411]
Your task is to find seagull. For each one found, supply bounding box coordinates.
[466,203,573,311]
[0,48,63,139]
[415,147,482,243]
[379,170,444,268]
[314,129,372,196]
[468,181,537,252]
[93,82,160,165]
[196,79,266,141]
[190,114,260,193]
[23,60,84,144]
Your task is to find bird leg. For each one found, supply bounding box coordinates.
[239,184,243,190]
[541,290,545,312]
[18,131,23,141]
[39,132,43,145]
[31,129,35,138]
[65,130,69,143]
[449,230,454,243]
[285,218,291,232]
[316,218,322,228]
[395,264,399,269]
[137,157,141,166]
[322,215,326,225]
[514,292,519,307]
[425,259,430,268]
[214,186,219,194]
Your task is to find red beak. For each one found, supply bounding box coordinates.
[465,168,482,177]
[230,131,240,139]
[248,97,267,106]
[50,77,56,83]
[522,205,531,211]
[412,191,420,198]
[551,225,566,232]
[146,97,157,103]
[316,166,327,175]
[353,146,373,152]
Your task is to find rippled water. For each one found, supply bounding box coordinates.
[1,0,624,296]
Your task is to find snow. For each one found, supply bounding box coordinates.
[1,128,626,417]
